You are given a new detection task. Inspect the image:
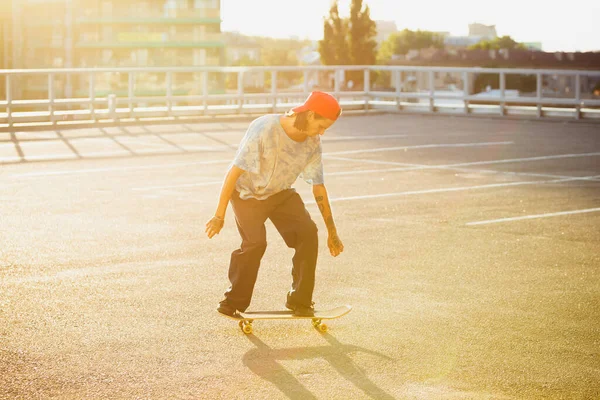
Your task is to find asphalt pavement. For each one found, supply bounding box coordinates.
[1,114,599,399]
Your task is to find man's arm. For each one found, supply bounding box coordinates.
[205,165,245,239]
[313,184,344,257]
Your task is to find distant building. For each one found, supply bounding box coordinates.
[468,23,497,40]
[222,31,261,65]
[0,0,13,70]
[375,20,398,46]
[444,36,485,49]
[523,42,543,51]
[385,48,600,96]
[221,32,265,89]
[441,23,497,50]
[3,0,224,98]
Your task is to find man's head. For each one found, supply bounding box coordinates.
[289,91,342,137]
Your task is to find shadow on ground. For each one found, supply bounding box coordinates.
[243,333,396,400]
[0,123,239,165]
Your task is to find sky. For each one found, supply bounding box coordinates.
[221,0,600,52]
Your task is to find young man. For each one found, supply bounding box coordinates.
[206,91,344,317]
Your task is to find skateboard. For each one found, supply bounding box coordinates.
[220,305,352,334]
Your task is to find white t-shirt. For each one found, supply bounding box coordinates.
[232,114,324,200]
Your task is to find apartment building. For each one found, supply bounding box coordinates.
[4,0,224,98]
[468,23,497,41]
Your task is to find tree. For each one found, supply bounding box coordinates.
[377,29,445,62]
[347,0,377,85]
[348,0,377,66]
[319,0,378,87]
[469,35,527,50]
[318,1,350,66]
[262,49,302,86]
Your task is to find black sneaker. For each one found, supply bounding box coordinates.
[285,300,315,317]
[293,304,315,317]
[217,300,239,317]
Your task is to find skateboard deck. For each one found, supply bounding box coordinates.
[220,305,352,334]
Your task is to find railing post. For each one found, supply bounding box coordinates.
[303,70,309,94]
[6,75,12,127]
[237,70,244,113]
[202,71,208,115]
[48,73,55,125]
[536,73,543,118]
[363,68,370,113]
[108,94,117,121]
[334,68,341,100]
[89,73,95,121]
[271,70,277,113]
[574,74,581,120]
[499,71,506,116]
[395,69,401,109]
[462,71,470,114]
[428,70,435,113]
[128,72,135,119]
[166,72,173,117]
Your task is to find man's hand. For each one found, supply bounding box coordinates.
[205,216,225,239]
[327,232,344,257]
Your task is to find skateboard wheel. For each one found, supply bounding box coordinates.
[242,324,253,335]
[318,324,328,333]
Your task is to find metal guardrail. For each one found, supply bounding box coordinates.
[1,65,599,128]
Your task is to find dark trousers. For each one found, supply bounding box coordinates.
[224,189,319,312]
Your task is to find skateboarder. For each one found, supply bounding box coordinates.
[206,91,344,318]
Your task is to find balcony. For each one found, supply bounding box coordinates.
[76,17,221,25]
[77,7,221,23]
[76,42,224,49]
[76,32,224,49]
[162,8,220,19]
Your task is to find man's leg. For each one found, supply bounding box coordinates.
[222,192,269,312]
[269,190,319,309]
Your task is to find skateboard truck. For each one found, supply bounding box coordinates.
[238,318,327,335]
[223,305,352,335]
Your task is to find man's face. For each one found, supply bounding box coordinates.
[304,112,336,137]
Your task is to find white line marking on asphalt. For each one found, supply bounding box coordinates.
[3,261,178,284]
[324,141,513,156]
[466,207,600,226]
[323,134,411,142]
[305,175,600,204]
[132,152,600,192]
[326,155,600,182]
[132,181,223,191]
[10,140,511,178]
[326,152,600,176]
[11,159,232,178]
[326,155,414,166]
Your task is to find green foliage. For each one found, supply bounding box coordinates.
[319,1,351,65]
[348,0,377,65]
[347,0,378,84]
[377,29,445,62]
[469,35,527,50]
[319,0,378,85]
[263,49,303,85]
[231,55,260,67]
[261,48,298,66]
[228,37,307,89]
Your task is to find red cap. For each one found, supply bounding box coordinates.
[292,91,341,121]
